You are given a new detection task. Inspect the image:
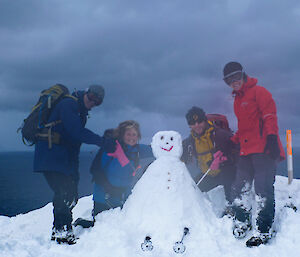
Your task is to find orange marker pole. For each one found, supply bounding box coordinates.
[286,130,293,184]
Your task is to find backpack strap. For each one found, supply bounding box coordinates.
[36,123,62,148]
[35,95,78,149]
[63,94,78,101]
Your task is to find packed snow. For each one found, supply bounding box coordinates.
[122,131,217,251]
[1,131,300,257]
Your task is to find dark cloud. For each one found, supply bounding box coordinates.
[0,0,300,150]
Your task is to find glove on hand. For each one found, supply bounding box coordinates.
[209,150,227,170]
[264,134,280,160]
[101,137,117,153]
[107,140,130,167]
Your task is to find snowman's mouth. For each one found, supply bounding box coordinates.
[161,146,173,152]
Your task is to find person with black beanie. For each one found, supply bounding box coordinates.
[182,106,237,212]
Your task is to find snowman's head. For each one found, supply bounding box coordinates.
[151,131,183,159]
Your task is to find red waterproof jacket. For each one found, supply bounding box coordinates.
[231,76,285,160]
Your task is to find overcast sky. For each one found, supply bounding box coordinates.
[1,0,300,151]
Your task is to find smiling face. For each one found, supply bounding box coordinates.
[151,131,182,159]
[229,79,243,91]
[189,120,207,136]
[123,127,139,146]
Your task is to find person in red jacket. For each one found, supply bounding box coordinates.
[223,62,285,247]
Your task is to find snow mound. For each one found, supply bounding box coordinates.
[0,176,299,257]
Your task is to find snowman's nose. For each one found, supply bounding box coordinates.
[166,142,169,144]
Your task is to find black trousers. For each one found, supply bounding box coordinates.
[43,171,78,230]
[197,165,236,203]
[231,153,276,233]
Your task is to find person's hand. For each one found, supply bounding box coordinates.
[209,150,227,170]
[107,140,130,167]
[264,134,280,160]
[102,137,117,153]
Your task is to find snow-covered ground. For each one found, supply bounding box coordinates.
[1,131,299,257]
[0,176,299,257]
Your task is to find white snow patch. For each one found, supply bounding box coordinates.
[1,130,299,257]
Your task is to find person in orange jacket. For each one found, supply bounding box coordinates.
[223,61,285,247]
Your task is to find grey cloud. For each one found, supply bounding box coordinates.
[0,0,300,150]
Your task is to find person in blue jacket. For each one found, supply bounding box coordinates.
[34,84,116,245]
[90,120,153,218]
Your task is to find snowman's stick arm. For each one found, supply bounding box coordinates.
[196,168,211,186]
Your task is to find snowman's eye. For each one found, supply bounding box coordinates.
[170,137,173,141]
[161,136,164,140]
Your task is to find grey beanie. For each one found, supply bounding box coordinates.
[87,85,105,101]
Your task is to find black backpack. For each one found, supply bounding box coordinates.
[19,84,74,146]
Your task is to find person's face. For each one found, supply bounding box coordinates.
[189,121,207,136]
[223,71,244,91]
[229,79,243,91]
[83,93,101,110]
[123,127,139,146]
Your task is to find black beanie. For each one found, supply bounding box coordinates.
[223,62,243,77]
[185,106,207,125]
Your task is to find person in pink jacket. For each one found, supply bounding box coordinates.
[223,61,285,247]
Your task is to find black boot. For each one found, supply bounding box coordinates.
[246,233,271,247]
[73,218,95,228]
[51,226,76,245]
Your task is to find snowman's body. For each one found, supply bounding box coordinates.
[122,131,215,249]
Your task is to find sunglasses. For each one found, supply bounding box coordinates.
[223,70,243,85]
[87,92,102,106]
[187,119,204,126]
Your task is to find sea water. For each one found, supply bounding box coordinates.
[0,149,299,217]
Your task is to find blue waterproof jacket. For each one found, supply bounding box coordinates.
[92,143,153,207]
[34,91,104,177]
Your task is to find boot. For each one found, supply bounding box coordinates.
[73,217,95,228]
[51,226,76,245]
[232,219,252,239]
[246,233,271,247]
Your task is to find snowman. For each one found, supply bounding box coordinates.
[122,131,216,253]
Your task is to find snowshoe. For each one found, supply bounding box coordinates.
[51,226,77,245]
[141,236,153,251]
[246,233,271,247]
[232,220,252,239]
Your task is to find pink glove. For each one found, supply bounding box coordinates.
[209,150,227,170]
[107,140,129,167]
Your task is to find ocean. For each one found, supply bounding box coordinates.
[0,151,97,217]
[0,149,299,217]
